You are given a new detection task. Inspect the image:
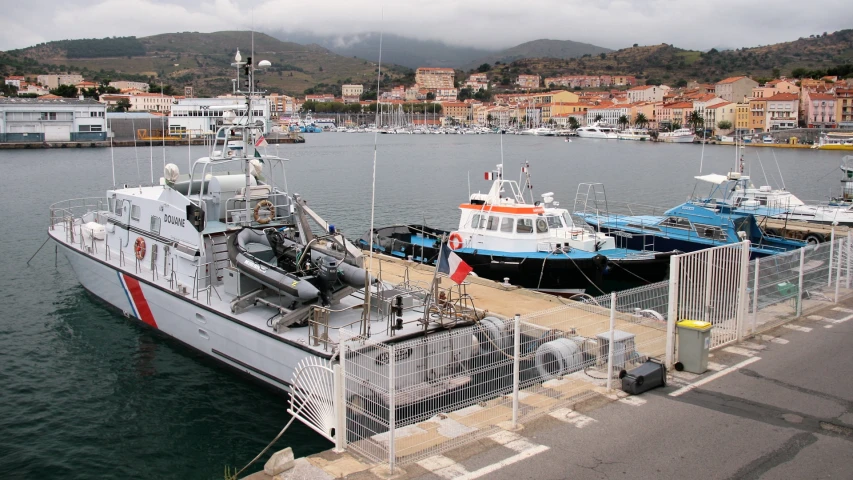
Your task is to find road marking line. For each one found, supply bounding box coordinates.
[807,315,826,321]
[832,307,853,313]
[619,395,647,406]
[418,455,456,472]
[669,357,762,397]
[548,408,598,428]
[435,462,471,479]
[739,342,767,351]
[455,445,550,480]
[707,361,726,371]
[505,439,539,453]
[783,324,813,333]
[760,335,789,344]
[723,346,758,357]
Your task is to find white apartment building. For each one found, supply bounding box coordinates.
[765,93,799,130]
[415,68,455,90]
[627,85,669,103]
[37,74,84,89]
[4,76,24,89]
[109,81,150,92]
[585,105,632,126]
[168,97,270,136]
[0,97,107,142]
[516,75,540,89]
[342,84,363,104]
[434,88,458,102]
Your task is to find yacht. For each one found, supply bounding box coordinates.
[659,128,695,143]
[47,52,482,399]
[575,123,618,139]
[616,128,651,141]
[360,165,676,295]
[814,132,853,151]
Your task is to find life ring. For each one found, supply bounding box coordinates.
[134,237,146,260]
[449,232,464,250]
[253,199,275,224]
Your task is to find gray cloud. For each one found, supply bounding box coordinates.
[0,0,849,52]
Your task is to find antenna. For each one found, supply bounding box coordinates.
[368,8,384,277]
[109,116,116,187]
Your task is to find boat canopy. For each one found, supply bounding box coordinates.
[695,173,729,185]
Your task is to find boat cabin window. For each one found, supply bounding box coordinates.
[486,216,500,231]
[150,216,161,235]
[755,196,767,206]
[694,223,727,241]
[516,218,534,234]
[108,197,115,214]
[546,215,563,229]
[659,216,693,230]
[113,199,123,216]
[536,218,549,233]
[470,213,488,229]
[500,217,514,232]
[563,212,574,228]
[131,205,141,222]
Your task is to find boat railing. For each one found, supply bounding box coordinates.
[224,191,293,228]
[49,197,110,231]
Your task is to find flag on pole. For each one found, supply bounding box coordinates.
[254,134,268,147]
[485,171,496,180]
[438,244,473,284]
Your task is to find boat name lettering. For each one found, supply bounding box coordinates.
[375,348,413,365]
[243,259,268,273]
[163,214,186,227]
[613,231,634,238]
[682,207,694,211]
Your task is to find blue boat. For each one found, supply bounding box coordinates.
[573,178,806,258]
[360,165,679,295]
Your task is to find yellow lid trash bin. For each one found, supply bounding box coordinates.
[676,320,712,373]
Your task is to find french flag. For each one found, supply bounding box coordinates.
[255,134,268,147]
[438,244,473,284]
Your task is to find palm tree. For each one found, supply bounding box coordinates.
[594,114,603,123]
[671,120,682,131]
[568,117,580,130]
[688,111,704,133]
[486,113,494,127]
[522,115,528,127]
[634,113,648,129]
[617,115,630,130]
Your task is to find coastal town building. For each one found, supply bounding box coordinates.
[168,97,270,136]
[751,79,799,99]
[305,94,335,103]
[268,93,295,117]
[735,102,750,134]
[341,84,363,104]
[749,98,768,133]
[691,94,726,122]
[20,84,50,96]
[515,75,540,89]
[764,93,799,130]
[0,97,107,142]
[585,104,633,126]
[804,91,837,128]
[98,92,174,113]
[704,102,735,134]
[434,88,458,102]
[109,81,149,92]
[75,81,98,94]
[715,76,758,103]
[415,68,455,90]
[627,85,669,103]
[442,102,470,124]
[4,76,24,89]
[36,74,84,90]
[837,88,853,129]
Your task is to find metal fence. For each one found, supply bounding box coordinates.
[287,233,853,472]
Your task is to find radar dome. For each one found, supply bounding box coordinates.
[164,163,180,184]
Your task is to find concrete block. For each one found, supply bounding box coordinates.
[264,447,295,476]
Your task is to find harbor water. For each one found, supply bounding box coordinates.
[0,134,845,479]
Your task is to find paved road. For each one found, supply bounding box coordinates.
[403,300,853,480]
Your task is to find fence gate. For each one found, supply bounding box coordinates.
[288,357,345,450]
[668,242,750,349]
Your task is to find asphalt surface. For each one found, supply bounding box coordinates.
[400,299,853,480]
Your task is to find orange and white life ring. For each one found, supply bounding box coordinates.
[253,199,275,224]
[448,232,464,251]
[134,237,146,260]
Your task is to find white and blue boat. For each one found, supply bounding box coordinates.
[574,174,806,258]
[360,165,678,295]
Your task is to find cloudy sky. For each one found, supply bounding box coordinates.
[0,0,849,52]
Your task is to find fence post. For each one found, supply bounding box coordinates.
[844,227,853,289]
[752,258,760,337]
[797,247,805,317]
[333,364,346,453]
[836,238,844,303]
[703,248,714,323]
[511,313,521,430]
[736,241,750,342]
[606,292,616,392]
[828,226,836,286]
[388,344,395,473]
[665,255,679,369]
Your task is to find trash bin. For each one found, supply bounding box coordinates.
[676,320,712,374]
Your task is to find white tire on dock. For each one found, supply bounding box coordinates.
[535,338,582,381]
[477,316,508,352]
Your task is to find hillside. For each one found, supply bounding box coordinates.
[465,39,612,70]
[486,30,853,87]
[2,31,405,96]
[274,31,493,69]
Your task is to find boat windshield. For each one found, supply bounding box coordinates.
[546,215,564,229]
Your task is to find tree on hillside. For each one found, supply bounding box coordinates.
[50,84,78,98]
[634,113,648,129]
[477,63,491,73]
[149,82,176,95]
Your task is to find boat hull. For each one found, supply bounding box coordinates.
[55,239,319,392]
[361,226,674,294]
[588,226,780,259]
[661,135,695,143]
